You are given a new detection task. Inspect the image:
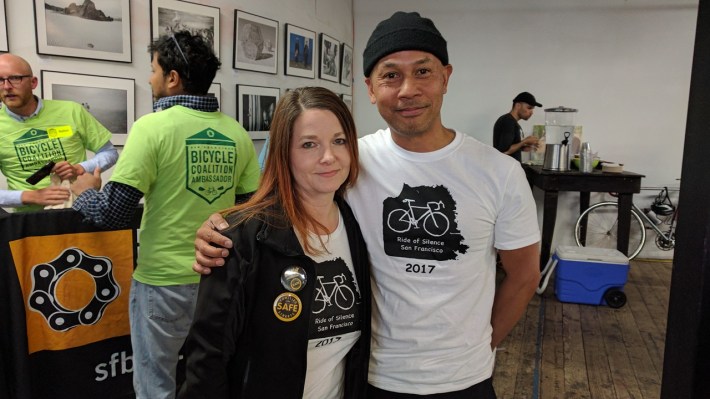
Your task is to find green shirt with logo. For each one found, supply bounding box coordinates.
[0,100,112,211]
[110,105,260,286]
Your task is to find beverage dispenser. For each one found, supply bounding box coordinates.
[544,106,577,144]
[544,106,580,168]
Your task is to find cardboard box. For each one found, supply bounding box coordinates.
[554,246,629,306]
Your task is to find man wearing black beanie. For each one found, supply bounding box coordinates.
[193,11,541,399]
[355,12,540,398]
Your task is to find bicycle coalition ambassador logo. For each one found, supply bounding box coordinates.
[28,248,120,332]
[185,128,237,204]
[382,184,468,261]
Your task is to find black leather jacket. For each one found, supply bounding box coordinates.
[179,198,371,398]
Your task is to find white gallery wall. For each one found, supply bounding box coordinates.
[1,0,698,259]
[0,0,353,201]
[352,0,697,259]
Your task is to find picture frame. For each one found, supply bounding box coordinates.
[233,10,278,74]
[0,0,8,52]
[340,43,353,87]
[40,71,135,145]
[341,94,353,113]
[33,0,132,62]
[284,24,315,79]
[319,33,340,83]
[208,82,220,110]
[236,85,279,139]
[150,0,220,58]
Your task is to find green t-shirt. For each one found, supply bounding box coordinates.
[0,100,112,212]
[110,105,260,286]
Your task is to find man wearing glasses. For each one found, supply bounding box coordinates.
[0,54,118,212]
[71,31,260,399]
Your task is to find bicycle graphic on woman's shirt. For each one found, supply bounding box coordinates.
[312,274,355,314]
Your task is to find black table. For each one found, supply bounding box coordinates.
[522,164,645,268]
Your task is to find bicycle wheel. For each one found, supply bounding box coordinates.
[312,288,327,314]
[334,285,355,311]
[387,209,411,233]
[574,202,646,260]
[423,212,449,237]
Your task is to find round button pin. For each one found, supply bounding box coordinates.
[273,292,302,322]
[281,266,307,293]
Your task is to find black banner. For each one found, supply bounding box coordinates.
[0,208,140,399]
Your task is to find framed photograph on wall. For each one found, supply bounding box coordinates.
[208,82,220,110]
[340,43,353,87]
[234,10,278,74]
[33,0,132,62]
[319,33,340,83]
[41,71,135,145]
[150,0,220,58]
[236,84,279,139]
[0,0,8,52]
[284,24,315,79]
[341,94,352,113]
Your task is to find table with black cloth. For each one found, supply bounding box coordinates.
[0,208,141,399]
[522,164,645,268]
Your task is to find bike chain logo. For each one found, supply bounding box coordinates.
[29,248,120,332]
[383,184,468,261]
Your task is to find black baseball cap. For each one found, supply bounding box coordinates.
[513,92,542,107]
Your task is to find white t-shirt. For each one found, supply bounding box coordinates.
[302,210,362,399]
[347,129,539,395]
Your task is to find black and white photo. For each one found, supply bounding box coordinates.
[236,85,279,139]
[0,0,8,52]
[41,71,135,145]
[34,0,131,62]
[151,0,220,58]
[285,24,315,79]
[234,10,278,74]
[319,33,340,83]
[340,43,353,87]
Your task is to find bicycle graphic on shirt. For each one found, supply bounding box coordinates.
[312,274,356,314]
[387,199,450,237]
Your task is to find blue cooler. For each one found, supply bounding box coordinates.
[553,246,630,308]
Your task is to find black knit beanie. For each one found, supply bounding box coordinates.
[363,11,448,77]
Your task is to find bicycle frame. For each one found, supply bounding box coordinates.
[402,200,443,226]
[576,193,677,259]
[312,274,355,314]
[387,199,450,237]
[576,186,679,260]
[632,203,675,243]
[316,275,342,303]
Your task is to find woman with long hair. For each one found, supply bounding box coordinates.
[178,87,370,399]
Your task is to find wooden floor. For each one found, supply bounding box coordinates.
[493,259,672,399]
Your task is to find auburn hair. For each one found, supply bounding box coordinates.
[222,86,359,254]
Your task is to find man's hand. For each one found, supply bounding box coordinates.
[52,161,85,181]
[71,167,101,196]
[193,213,232,275]
[21,186,70,205]
[521,136,539,152]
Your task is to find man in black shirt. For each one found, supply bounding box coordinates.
[493,91,542,161]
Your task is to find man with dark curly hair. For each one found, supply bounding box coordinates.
[71,31,260,399]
